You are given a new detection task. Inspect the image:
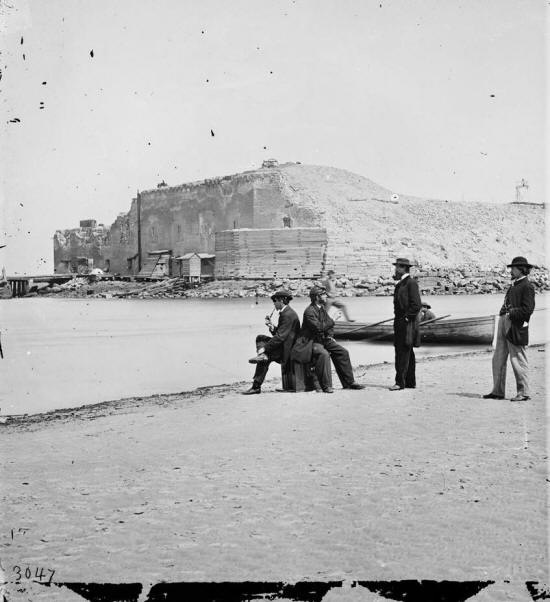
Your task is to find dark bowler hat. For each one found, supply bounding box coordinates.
[507,256,534,268]
[421,302,431,309]
[392,257,414,267]
[271,289,293,301]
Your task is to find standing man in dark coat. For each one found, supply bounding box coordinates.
[390,258,422,391]
[301,286,365,392]
[242,290,301,395]
[483,256,536,402]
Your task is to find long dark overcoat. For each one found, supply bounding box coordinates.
[500,277,535,346]
[263,306,301,367]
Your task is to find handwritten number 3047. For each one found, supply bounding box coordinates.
[12,565,55,584]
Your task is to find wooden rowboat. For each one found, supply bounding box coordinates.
[333,315,496,345]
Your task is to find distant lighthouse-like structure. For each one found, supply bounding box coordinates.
[515,178,529,203]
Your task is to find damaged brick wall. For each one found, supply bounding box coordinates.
[137,175,256,261]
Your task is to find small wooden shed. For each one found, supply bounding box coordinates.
[176,253,215,281]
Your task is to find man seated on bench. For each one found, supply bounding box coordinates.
[300,286,365,393]
[242,290,300,395]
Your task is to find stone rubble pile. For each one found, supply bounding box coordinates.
[35,277,143,299]
[58,277,88,291]
[36,266,550,300]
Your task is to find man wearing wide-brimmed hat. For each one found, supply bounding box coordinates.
[483,257,536,402]
[243,289,301,395]
[389,258,422,391]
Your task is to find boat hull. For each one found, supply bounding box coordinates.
[333,315,496,345]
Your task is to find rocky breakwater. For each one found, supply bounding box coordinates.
[34,266,550,300]
[415,265,550,295]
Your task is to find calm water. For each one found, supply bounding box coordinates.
[0,294,547,415]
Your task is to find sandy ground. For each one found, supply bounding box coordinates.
[0,348,547,601]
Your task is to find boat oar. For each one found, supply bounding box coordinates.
[366,313,452,343]
[342,313,451,338]
[339,316,395,336]
[417,314,451,327]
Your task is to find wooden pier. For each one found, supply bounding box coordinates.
[5,275,74,298]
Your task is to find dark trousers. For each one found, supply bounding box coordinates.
[256,353,330,391]
[251,334,280,390]
[322,337,355,387]
[252,360,273,390]
[312,343,332,390]
[394,318,416,388]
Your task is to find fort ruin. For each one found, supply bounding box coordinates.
[53,161,546,279]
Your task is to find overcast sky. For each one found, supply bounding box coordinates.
[0,0,546,274]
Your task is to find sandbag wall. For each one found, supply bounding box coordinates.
[215,228,327,279]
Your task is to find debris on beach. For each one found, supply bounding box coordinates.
[35,265,550,300]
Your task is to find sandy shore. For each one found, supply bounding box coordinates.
[0,347,547,600]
